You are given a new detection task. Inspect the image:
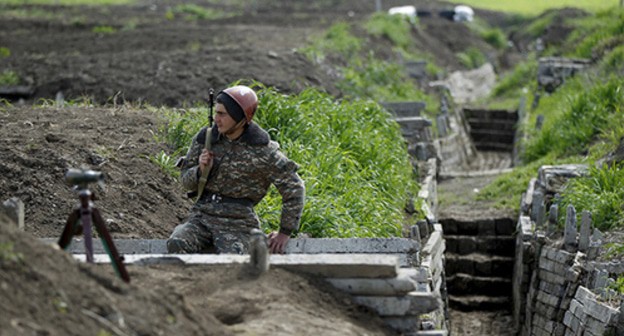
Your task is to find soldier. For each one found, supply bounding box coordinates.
[167,85,305,254]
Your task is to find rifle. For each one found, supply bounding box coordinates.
[194,88,214,201]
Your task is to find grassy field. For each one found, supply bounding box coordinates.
[444,0,621,15]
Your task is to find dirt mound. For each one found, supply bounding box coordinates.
[0,105,189,239]
[0,214,393,335]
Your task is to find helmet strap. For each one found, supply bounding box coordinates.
[222,119,247,139]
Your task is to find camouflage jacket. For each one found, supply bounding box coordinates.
[180,123,305,235]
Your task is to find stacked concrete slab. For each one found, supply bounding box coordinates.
[462,108,518,152]
[443,216,516,311]
[381,101,438,162]
[537,57,591,93]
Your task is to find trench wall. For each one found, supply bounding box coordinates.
[513,165,624,336]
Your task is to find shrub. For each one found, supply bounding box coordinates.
[0,47,10,58]
[481,28,507,49]
[0,70,19,86]
[457,47,487,69]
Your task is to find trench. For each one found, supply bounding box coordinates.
[439,107,519,335]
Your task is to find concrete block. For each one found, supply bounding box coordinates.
[2,198,24,231]
[382,316,420,333]
[327,268,417,295]
[535,301,559,319]
[583,297,619,323]
[478,219,496,235]
[584,316,607,335]
[414,331,448,336]
[353,291,440,316]
[538,258,570,275]
[542,246,575,264]
[536,290,561,307]
[382,101,426,118]
[74,253,400,278]
[495,217,515,235]
[284,237,421,254]
[539,281,565,296]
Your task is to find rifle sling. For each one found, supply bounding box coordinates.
[195,127,211,201]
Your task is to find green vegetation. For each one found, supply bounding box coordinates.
[0,47,10,58]
[564,9,624,59]
[477,8,624,223]
[150,150,180,178]
[301,22,362,61]
[560,164,624,231]
[456,47,487,69]
[0,70,19,86]
[166,4,228,21]
[0,242,23,263]
[301,18,439,113]
[338,54,436,107]
[491,58,537,99]
[481,28,507,50]
[523,77,624,163]
[92,25,116,34]
[444,0,618,15]
[159,84,420,238]
[364,13,414,49]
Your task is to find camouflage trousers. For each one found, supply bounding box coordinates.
[166,212,257,254]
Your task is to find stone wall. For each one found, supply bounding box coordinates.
[512,164,623,335]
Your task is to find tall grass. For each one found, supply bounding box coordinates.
[159,84,420,238]
[560,164,624,231]
[564,9,624,59]
[523,76,624,162]
[491,57,537,98]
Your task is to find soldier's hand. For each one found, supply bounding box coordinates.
[199,149,214,174]
[268,231,289,254]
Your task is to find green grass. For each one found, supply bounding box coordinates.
[166,4,229,21]
[523,76,624,163]
[560,164,624,231]
[364,12,414,50]
[337,54,436,107]
[92,25,116,34]
[456,47,487,69]
[563,9,624,59]
[444,0,619,15]
[159,84,421,238]
[0,70,19,86]
[491,57,538,98]
[300,22,362,62]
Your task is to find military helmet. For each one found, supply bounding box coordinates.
[219,85,258,123]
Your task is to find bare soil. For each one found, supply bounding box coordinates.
[0,0,537,335]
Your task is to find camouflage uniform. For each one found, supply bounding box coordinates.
[167,123,305,254]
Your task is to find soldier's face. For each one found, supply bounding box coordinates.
[215,103,237,134]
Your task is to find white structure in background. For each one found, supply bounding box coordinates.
[388,5,417,24]
[453,5,474,22]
